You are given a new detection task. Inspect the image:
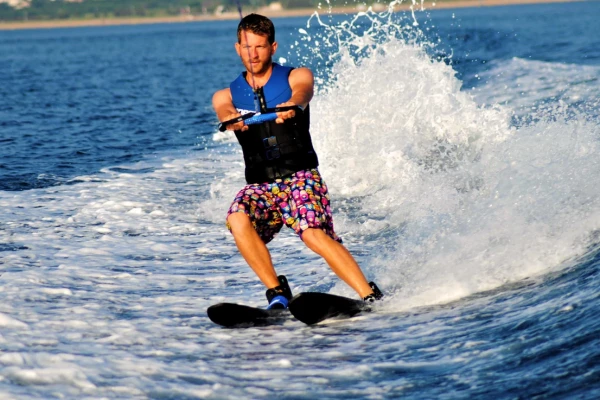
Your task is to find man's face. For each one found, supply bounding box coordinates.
[235,30,277,77]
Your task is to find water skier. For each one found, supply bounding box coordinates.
[212,14,382,309]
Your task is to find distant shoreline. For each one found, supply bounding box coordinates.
[0,0,583,31]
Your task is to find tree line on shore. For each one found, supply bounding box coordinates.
[0,0,317,21]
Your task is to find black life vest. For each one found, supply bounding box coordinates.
[230,63,319,184]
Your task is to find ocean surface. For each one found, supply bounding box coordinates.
[1,1,600,398]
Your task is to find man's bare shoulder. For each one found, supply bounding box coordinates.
[212,88,233,111]
[213,87,232,102]
[289,67,314,81]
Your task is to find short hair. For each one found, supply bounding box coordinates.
[237,14,275,44]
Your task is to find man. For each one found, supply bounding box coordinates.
[212,14,382,309]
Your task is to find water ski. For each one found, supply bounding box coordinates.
[208,293,372,327]
[207,303,288,328]
[288,292,370,325]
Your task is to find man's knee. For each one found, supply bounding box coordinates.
[302,228,329,251]
[227,212,252,233]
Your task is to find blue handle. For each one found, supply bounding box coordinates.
[244,112,278,126]
[218,106,302,132]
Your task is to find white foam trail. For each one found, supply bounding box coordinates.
[297,11,600,308]
[472,57,600,113]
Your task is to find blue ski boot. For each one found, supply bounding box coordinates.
[266,275,293,309]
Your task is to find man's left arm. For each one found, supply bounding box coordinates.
[275,67,314,124]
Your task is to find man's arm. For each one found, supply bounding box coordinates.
[275,67,315,124]
[212,88,248,131]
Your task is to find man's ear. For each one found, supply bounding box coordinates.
[271,41,278,56]
[235,42,241,57]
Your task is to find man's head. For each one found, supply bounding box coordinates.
[237,14,275,44]
[235,14,278,78]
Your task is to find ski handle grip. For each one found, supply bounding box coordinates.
[218,105,302,132]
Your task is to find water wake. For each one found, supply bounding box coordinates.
[286,4,600,308]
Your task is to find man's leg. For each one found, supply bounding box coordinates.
[301,228,374,298]
[227,212,280,289]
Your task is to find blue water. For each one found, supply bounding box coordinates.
[1,1,600,398]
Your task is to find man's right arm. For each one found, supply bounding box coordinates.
[212,88,248,132]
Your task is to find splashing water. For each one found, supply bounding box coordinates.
[271,3,600,308]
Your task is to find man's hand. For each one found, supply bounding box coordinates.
[275,101,297,124]
[222,112,248,132]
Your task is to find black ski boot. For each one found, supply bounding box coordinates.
[265,275,293,309]
[363,282,384,303]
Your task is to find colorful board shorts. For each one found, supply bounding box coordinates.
[226,169,342,244]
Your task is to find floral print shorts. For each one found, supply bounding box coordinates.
[226,169,341,244]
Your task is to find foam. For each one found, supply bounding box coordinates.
[279,10,600,309]
[473,57,600,113]
[0,314,28,330]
